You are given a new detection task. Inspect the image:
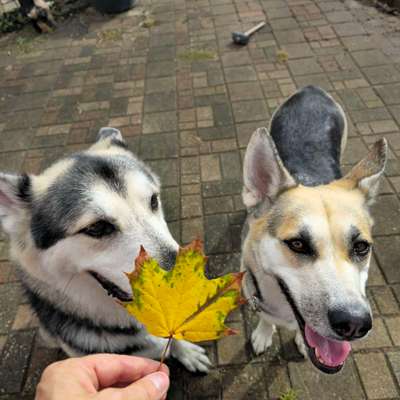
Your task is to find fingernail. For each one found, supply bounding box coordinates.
[148,372,169,394]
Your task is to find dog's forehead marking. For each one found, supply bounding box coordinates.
[251,183,372,253]
[30,150,158,250]
[32,159,75,195]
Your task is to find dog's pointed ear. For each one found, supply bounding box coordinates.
[0,173,31,218]
[90,127,126,150]
[344,139,387,204]
[242,127,296,209]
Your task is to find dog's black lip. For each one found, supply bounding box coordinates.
[277,278,344,374]
[89,271,132,302]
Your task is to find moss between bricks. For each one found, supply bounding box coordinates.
[278,389,298,400]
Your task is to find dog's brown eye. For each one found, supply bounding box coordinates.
[150,194,159,211]
[353,240,370,257]
[80,220,116,238]
[284,238,314,256]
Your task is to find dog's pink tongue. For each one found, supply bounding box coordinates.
[305,325,351,367]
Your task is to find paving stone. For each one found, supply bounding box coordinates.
[0,284,24,335]
[142,111,177,134]
[387,351,400,387]
[204,196,234,214]
[0,330,36,394]
[184,370,221,399]
[355,353,397,399]
[333,22,366,37]
[275,29,306,44]
[371,195,400,235]
[289,357,365,400]
[145,77,176,94]
[232,100,269,123]
[352,49,389,67]
[23,344,59,395]
[217,322,247,365]
[288,58,323,75]
[281,43,314,59]
[140,133,178,160]
[352,317,392,350]
[367,254,386,286]
[162,187,180,221]
[363,65,400,85]
[326,10,354,23]
[349,107,392,123]
[374,235,400,284]
[181,218,203,244]
[204,214,231,254]
[385,316,400,346]
[200,154,221,182]
[181,195,202,218]
[221,51,252,67]
[371,286,399,315]
[144,91,176,112]
[220,152,241,181]
[213,104,234,127]
[148,158,178,186]
[224,66,257,83]
[270,17,299,31]
[0,130,34,152]
[198,125,236,140]
[376,83,400,105]
[202,180,242,198]
[228,82,263,101]
[147,61,176,78]
[221,364,268,400]
[0,151,26,170]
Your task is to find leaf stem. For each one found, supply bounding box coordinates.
[158,335,173,370]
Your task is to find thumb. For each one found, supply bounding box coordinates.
[98,371,170,400]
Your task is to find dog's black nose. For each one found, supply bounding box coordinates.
[328,309,372,340]
[161,250,177,270]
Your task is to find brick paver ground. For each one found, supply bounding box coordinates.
[1,0,400,399]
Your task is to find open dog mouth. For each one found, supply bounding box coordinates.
[89,271,132,302]
[277,279,351,374]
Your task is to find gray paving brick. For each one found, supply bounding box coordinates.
[289,358,365,400]
[0,330,35,394]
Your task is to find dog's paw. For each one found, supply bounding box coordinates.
[171,340,212,373]
[295,331,307,358]
[251,320,275,355]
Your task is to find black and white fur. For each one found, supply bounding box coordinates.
[0,128,211,372]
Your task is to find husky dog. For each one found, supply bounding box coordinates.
[0,128,211,373]
[241,86,387,374]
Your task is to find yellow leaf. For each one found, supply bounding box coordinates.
[124,239,245,342]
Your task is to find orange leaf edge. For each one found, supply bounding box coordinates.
[125,245,150,281]
[224,327,239,336]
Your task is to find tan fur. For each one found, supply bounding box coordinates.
[249,181,373,269]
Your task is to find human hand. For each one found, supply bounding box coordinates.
[35,354,170,400]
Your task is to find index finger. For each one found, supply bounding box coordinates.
[80,354,169,390]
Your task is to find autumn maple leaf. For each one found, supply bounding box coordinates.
[123,239,245,343]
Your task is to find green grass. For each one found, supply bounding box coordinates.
[97,29,123,43]
[15,36,39,54]
[140,16,157,28]
[279,389,298,400]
